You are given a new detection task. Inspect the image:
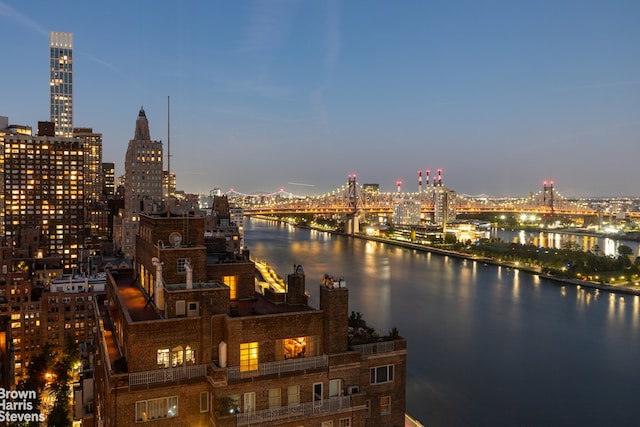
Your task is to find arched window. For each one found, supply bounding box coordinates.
[185,346,196,365]
[171,345,183,367]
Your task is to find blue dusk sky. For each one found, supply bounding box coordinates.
[1,0,639,197]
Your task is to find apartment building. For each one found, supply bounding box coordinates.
[94,213,407,426]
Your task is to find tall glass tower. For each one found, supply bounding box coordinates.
[49,31,73,137]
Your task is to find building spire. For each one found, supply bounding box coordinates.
[134,107,150,140]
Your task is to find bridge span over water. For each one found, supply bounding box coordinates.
[227,176,600,218]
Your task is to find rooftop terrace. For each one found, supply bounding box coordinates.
[111,270,161,322]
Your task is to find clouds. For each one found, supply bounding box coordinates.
[0,1,47,36]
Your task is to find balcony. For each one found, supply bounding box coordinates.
[351,340,396,355]
[236,396,352,426]
[226,355,328,381]
[128,364,207,386]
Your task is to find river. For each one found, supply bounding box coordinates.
[244,218,640,427]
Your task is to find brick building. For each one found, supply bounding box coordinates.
[94,213,407,426]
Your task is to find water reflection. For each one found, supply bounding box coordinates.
[245,218,640,427]
[495,228,639,257]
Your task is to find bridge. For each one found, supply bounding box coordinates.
[226,175,598,218]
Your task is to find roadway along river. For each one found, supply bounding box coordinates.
[244,218,640,427]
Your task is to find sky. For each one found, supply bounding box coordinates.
[1,0,639,197]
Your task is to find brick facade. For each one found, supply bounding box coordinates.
[95,214,408,426]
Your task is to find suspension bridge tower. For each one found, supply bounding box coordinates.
[345,174,360,234]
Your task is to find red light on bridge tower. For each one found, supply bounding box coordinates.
[418,170,423,193]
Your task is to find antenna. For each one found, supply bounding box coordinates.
[167,95,171,195]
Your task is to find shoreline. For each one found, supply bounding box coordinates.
[345,233,640,297]
[251,216,640,297]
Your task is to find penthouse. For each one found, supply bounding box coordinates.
[94,213,406,426]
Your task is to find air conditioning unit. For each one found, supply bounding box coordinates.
[347,385,360,395]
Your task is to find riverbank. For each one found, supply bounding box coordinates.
[346,233,640,297]
[250,215,640,296]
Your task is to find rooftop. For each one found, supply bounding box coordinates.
[232,293,314,317]
[111,270,161,322]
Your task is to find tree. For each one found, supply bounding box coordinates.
[618,245,633,268]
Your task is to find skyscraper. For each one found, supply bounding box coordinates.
[117,108,163,258]
[49,31,73,137]
[0,119,85,270]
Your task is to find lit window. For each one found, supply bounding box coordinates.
[157,349,169,368]
[282,337,307,359]
[171,346,183,367]
[339,418,351,427]
[223,275,237,299]
[239,342,258,372]
[135,396,178,422]
[185,346,196,364]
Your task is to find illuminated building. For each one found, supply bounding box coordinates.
[0,120,85,270]
[102,162,115,198]
[118,108,163,258]
[49,32,73,137]
[392,198,421,226]
[94,214,407,426]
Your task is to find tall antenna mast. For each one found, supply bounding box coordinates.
[167,95,171,183]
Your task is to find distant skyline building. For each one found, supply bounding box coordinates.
[102,162,115,197]
[49,31,73,137]
[74,127,102,203]
[117,108,163,258]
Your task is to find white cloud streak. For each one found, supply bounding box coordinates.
[0,2,47,35]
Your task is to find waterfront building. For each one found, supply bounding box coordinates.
[117,108,163,258]
[49,31,73,137]
[94,213,407,426]
[433,187,456,229]
[392,198,422,226]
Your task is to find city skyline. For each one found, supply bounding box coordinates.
[1,1,639,197]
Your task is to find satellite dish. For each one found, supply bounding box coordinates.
[169,232,182,247]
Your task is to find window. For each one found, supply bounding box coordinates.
[223,275,238,299]
[157,349,169,368]
[185,346,196,364]
[268,388,281,408]
[370,364,394,384]
[380,396,391,415]
[244,392,256,413]
[240,342,258,372]
[171,346,184,367]
[177,258,190,273]
[282,337,307,359]
[321,422,333,427]
[199,391,208,413]
[135,396,178,422]
[339,418,351,427]
[329,379,341,398]
[313,382,323,402]
[287,385,300,406]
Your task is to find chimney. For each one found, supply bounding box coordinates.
[185,260,193,289]
[152,257,164,309]
[286,264,307,305]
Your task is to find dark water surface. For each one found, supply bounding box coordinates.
[244,218,640,427]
